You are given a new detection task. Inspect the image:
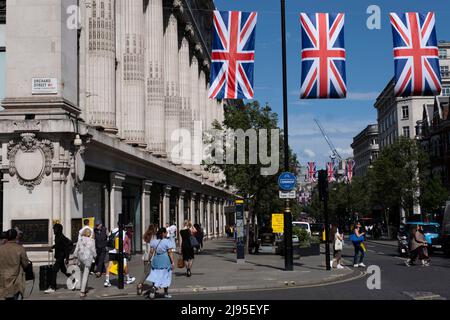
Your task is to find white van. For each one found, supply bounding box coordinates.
[292,221,311,235]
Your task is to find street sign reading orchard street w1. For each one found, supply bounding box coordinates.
[278,172,297,191]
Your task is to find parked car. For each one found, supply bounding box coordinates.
[310,223,324,238]
[292,221,311,235]
[405,222,441,253]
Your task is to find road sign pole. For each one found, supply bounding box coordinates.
[235,200,245,264]
[318,170,331,271]
[280,0,293,271]
[118,213,124,289]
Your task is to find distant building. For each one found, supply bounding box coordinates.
[351,124,379,177]
[375,41,450,149]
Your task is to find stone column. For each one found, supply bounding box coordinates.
[162,186,172,227]
[178,189,185,229]
[218,199,223,237]
[191,57,202,170]
[164,13,181,162]
[116,0,146,146]
[199,70,207,132]
[212,198,218,238]
[179,37,193,167]
[84,0,117,133]
[110,172,126,229]
[199,195,205,236]
[206,196,212,239]
[141,180,153,242]
[145,0,165,156]
[190,192,196,223]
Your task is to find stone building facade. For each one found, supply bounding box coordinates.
[0,0,233,260]
[351,124,379,177]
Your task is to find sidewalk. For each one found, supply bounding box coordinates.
[27,238,363,300]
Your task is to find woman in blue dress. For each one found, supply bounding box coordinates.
[145,227,174,299]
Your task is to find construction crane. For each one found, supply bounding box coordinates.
[314,119,343,162]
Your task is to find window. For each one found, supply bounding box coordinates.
[439,48,448,59]
[402,105,409,119]
[441,65,450,78]
[442,86,450,97]
[403,126,410,138]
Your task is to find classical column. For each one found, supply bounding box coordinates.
[162,186,172,227]
[212,198,218,238]
[116,0,146,146]
[218,199,223,237]
[178,189,185,229]
[110,172,126,229]
[199,70,207,132]
[206,196,212,239]
[164,13,181,162]
[84,0,117,133]
[141,180,153,242]
[179,37,193,168]
[199,195,205,236]
[145,0,165,156]
[190,192,196,223]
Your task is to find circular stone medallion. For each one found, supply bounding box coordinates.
[15,149,45,181]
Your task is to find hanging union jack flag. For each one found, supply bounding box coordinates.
[209,10,257,99]
[346,159,355,182]
[307,162,316,182]
[390,12,442,97]
[300,13,347,99]
[327,162,336,183]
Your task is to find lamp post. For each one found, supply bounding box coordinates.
[280,0,293,271]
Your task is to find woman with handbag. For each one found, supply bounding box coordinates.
[350,221,366,268]
[331,225,344,269]
[73,228,97,298]
[179,220,195,277]
[146,227,174,299]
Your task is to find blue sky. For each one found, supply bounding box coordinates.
[214,0,450,168]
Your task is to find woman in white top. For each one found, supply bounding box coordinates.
[331,225,344,269]
[73,228,97,298]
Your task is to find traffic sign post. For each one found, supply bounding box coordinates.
[235,200,245,264]
[279,190,296,199]
[271,213,284,234]
[278,172,297,191]
[318,170,331,271]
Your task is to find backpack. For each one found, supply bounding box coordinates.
[107,231,118,250]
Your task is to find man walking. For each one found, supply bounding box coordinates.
[94,220,108,277]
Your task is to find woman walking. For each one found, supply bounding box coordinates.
[331,225,344,269]
[350,221,366,268]
[137,224,156,295]
[406,225,430,266]
[73,228,97,298]
[179,220,195,277]
[194,223,204,253]
[146,227,174,299]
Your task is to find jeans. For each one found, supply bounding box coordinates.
[79,263,90,293]
[95,248,107,274]
[353,243,365,265]
[51,258,68,290]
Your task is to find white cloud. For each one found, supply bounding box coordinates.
[303,149,316,158]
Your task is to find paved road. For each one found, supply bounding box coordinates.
[152,241,449,300]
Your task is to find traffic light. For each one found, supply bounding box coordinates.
[318,170,328,201]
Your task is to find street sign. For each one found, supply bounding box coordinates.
[278,172,297,191]
[272,213,284,233]
[279,190,296,199]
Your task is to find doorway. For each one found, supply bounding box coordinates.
[122,183,142,253]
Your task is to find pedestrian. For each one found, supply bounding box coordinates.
[78,219,94,241]
[137,224,157,295]
[73,228,97,298]
[166,223,177,251]
[331,225,344,269]
[193,223,204,253]
[104,226,136,287]
[94,220,107,278]
[0,229,31,300]
[179,220,194,277]
[145,227,174,299]
[406,225,430,267]
[350,221,366,268]
[45,223,73,294]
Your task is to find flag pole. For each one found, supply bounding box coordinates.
[281,0,294,271]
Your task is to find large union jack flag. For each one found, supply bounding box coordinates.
[327,162,336,183]
[307,162,316,182]
[346,159,355,182]
[300,13,347,99]
[390,12,441,97]
[209,11,257,99]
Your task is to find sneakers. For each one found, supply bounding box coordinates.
[353,264,359,267]
[330,261,334,268]
[358,263,366,268]
[147,287,156,300]
[337,264,345,269]
[126,276,136,285]
[422,260,430,267]
[164,294,172,299]
[44,288,55,294]
[104,280,111,287]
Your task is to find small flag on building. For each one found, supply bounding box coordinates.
[209,10,257,99]
[300,13,347,99]
[390,12,441,96]
[307,162,317,182]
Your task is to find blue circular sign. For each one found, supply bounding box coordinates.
[278,172,297,191]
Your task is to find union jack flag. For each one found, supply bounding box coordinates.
[307,162,316,182]
[346,159,355,182]
[209,11,257,99]
[390,12,441,97]
[327,162,336,183]
[300,13,347,99]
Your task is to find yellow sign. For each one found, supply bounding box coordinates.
[87,217,95,229]
[272,213,284,233]
[236,199,244,204]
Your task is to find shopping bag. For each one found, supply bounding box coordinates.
[109,261,118,275]
[177,256,184,269]
[360,243,367,252]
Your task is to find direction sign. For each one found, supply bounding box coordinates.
[278,172,297,191]
[279,190,296,199]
